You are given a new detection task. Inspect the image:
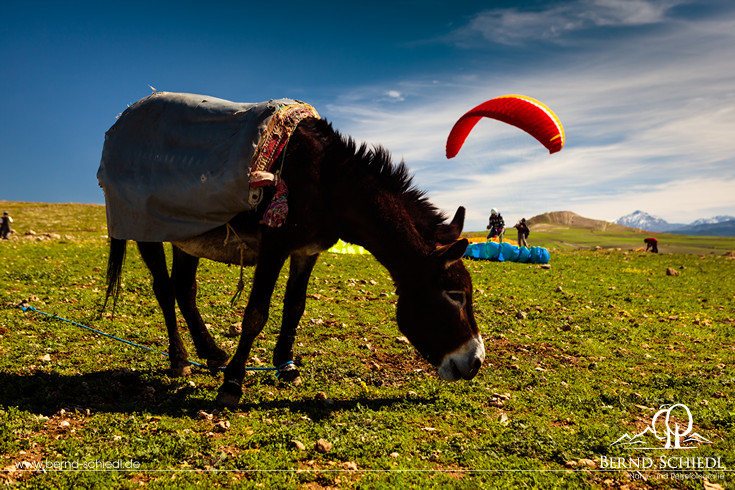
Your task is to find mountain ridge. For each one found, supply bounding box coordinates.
[615,210,735,236]
[524,210,735,238]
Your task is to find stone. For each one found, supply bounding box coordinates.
[228,322,242,337]
[197,410,214,421]
[314,439,332,453]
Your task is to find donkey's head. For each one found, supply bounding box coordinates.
[395,207,485,381]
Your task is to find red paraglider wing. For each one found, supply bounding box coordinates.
[445,95,565,158]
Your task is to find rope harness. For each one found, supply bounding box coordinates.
[223,222,248,307]
[21,305,294,374]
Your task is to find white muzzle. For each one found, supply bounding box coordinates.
[437,334,485,381]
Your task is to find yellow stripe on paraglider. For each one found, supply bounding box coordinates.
[501,94,565,149]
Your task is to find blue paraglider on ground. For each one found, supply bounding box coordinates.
[464,241,550,264]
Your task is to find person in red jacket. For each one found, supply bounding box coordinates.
[644,237,658,253]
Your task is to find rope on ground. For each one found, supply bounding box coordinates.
[20,305,292,373]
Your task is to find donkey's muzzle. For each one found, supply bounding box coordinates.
[437,335,485,381]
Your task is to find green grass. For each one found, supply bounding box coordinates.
[532,227,734,255]
[0,201,107,240]
[1,203,734,488]
[464,223,735,256]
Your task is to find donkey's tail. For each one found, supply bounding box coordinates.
[103,238,127,313]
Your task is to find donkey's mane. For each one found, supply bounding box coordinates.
[305,118,449,242]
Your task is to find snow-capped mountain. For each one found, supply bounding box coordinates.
[615,210,682,232]
[690,215,735,226]
[616,211,735,236]
[673,219,735,237]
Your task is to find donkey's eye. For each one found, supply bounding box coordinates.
[444,290,467,309]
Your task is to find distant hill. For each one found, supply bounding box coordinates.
[527,211,632,232]
[690,215,735,226]
[670,219,735,237]
[616,210,735,236]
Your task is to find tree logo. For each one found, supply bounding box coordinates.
[610,403,713,450]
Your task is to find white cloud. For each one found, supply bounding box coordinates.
[385,90,404,101]
[580,0,681,26]
[567,177,735,222]
[450,0,683,46]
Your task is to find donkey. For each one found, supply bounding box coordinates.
[103,116,485,407]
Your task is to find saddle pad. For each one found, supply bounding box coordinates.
[97,92,316,241]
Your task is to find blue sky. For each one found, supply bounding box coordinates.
[1,0,734,230]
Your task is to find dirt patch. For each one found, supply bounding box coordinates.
[2,409,92,485]
[369,350,432,372]
[483,335,587,371]
[361,351,433,386]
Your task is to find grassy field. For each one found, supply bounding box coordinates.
[528,227,735,256]
[1,202,734,488]
[467,223,735,256]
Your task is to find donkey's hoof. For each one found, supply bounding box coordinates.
[210,347,229,362]
[278,364,301,385]
[216,379,242,408]
[216,391,240,408]
[170,364,192,377]
[207,356,229,373]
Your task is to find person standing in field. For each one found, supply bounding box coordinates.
[486,208,505,243]
[0,212,12,239]
[644,237,658,253]
[515,218,530,247]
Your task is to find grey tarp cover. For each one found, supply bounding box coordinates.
[97,92,299,242]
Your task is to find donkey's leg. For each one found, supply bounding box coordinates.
[171,246,229,370]
[136,242,190,376]
[216,250,288,407]
[273,253,319,384]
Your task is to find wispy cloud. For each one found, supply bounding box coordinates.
[384,90,405,102]
[449,0,683,46]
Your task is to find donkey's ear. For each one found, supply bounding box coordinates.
[433,238,469,268]
[436,206,466,243]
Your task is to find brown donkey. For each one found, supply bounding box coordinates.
[102,104,484,407]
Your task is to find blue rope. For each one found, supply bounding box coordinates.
[20,306,293,373]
